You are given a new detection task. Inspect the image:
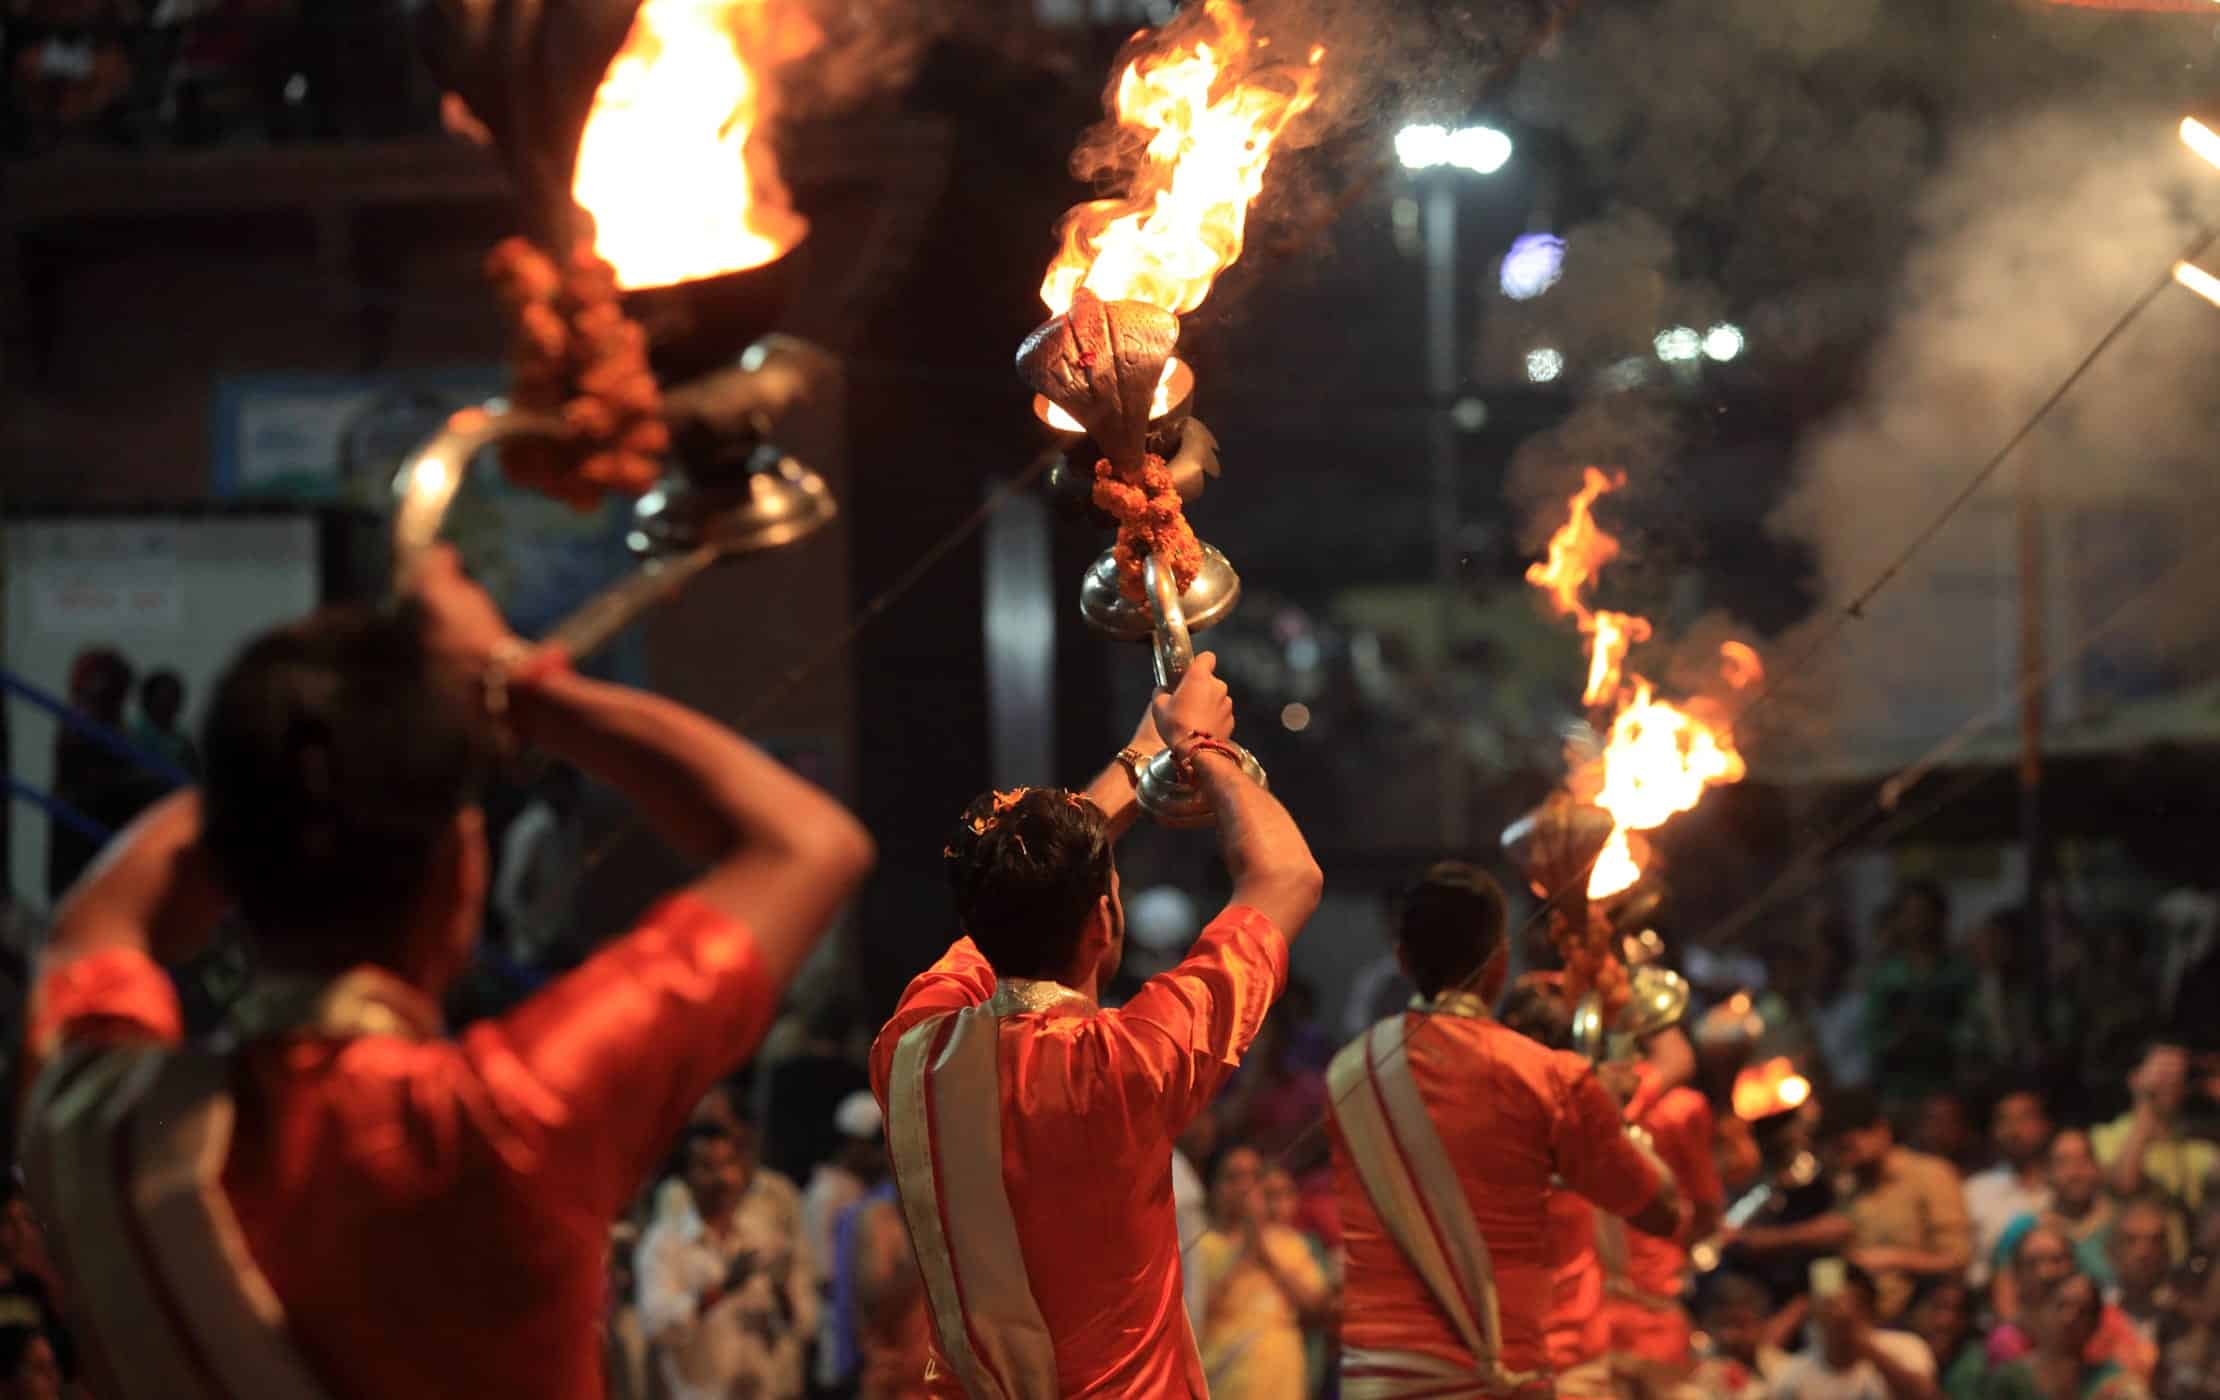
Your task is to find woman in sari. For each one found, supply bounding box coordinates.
[1190,1146,1331,1398]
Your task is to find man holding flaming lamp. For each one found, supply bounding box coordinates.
[871,660,1323,1398]
[1328,862,1688,1399]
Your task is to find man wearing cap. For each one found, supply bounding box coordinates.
[872,655,1324,1398]
[1329,863,1686,1399]
[1734,1089,1970,1323]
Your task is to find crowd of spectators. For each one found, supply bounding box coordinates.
[1,1,431,156]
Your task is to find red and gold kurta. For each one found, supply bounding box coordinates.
[22,893,773,1400]
[1331,1007,1662,1380]
[1600,1063,1723,1365]
[869,907,1286,1399]
[1542,1189,1609,1375]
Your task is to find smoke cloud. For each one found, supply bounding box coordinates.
[1480,0,2220,764]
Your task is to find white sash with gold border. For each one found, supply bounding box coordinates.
[1328,1013,1549,1400]
[885,998,1060,1400]
[22,1044,333,1400]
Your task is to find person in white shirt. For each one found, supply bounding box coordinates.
[638,1121,818,1400]
[1771,1264,1939,1400]
[1963,1088,2054,1288]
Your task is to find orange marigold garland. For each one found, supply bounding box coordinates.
[1091,453,1203,603]
[486,236,670,511]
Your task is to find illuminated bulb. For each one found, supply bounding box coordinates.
[2175,261,2220,310]
[2183,116,2220,172]
[1525,347,1565,383]
[1500,233,1566,301]
[1654,327,1702,363]
[1280,702,1312,732]
[1397,123,1512,174]
[1702,323,1745,362]
[1780,1075,1812,1110]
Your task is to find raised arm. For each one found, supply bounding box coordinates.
[1150,655,1323,940]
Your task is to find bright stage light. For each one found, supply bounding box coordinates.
[1654,326,1702,363]
[1702,323,1745,361]
[1397,123,1513,174]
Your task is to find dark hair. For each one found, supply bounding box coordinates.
[1820,1087,1886,1142]
[1395,861,1508,999]
[1498,978,1573,1050]
[199,605,491,972]
[68,647,134,719]
[140,667,185,716]
[1205,1141,1262,1187]
[945,789,1113,981]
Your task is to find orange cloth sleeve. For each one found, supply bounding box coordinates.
[1549,1053,1664,1220]
[1109,905,1288,1133]
[25,946,184,1065]
[460,892,776,1220]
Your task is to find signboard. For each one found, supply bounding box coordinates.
[209,370,647,674]
[24,521,180,633]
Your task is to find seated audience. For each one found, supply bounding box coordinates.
[1740,1089,1969,1324]
[1986,1275,2151,1400]
[1767,1262,1938,1400]
[1989,1229,2151,1382]
[1907,1277,1988,1400]
[1997,1132,2121,1298]
[2095,1045,2216,1220]
[1965,1089,2055,1288]
[1695,1273,1792,1399]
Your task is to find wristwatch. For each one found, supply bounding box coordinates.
[1114,746,1149,788]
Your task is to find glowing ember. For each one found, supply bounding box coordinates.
[572,0,812,291]
[1720,639,1764,689]
[1040,0,1323,317]
[2175,261,2220,310]
[2183,116,2220,172]
[1733,1056,1812,1122]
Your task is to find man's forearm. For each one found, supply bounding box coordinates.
[1191,751,1322,934]
[42,792,227,976]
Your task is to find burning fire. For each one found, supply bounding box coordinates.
[1040,0,1323,318]
[1039,358,1183,434]
[571,0,812,291]
[1527,470,1759,898]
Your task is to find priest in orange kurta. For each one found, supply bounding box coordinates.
[871,656,1324,1399]
[1330,866,1685,1399]
[19,550,873,1399]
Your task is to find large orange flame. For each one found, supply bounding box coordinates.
[1040,0,1322,317]
[1527,471,1760,898]
[572,0,813,291]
